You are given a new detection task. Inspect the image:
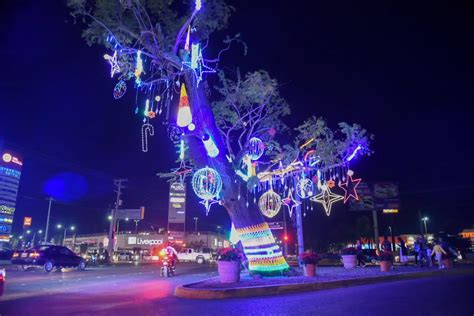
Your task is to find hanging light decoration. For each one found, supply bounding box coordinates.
[202,133,220,158]
[248,137,265,161]
[177,83,193,128]
[192,167,222,200]
[296,178,314,199]
[258,189,282,218]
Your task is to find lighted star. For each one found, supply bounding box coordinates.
[339,172,361,203]
[147,111,156,119]
[200,198,218,215]
[103,51,120,78]
[172,160,192,184]
[310,185,343,216]
[282,189,301,218]
[327,179,335,188]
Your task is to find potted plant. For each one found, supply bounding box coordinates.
[217,247,241,283]
[379,251,393,272]
[300,251,319,277]
[341,247,357,269]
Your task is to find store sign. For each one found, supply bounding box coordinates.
[383,209,399,214]
[115,207,145,220]
[23,216,32,227]
[127,236,163,246]
[0,225,11,233]
[1,152,22,166]
[168,231,185,244]
[268,221,284,230]
[168,182,186,224]
[0,205,15,216]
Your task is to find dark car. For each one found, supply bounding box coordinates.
[11,245,86,272]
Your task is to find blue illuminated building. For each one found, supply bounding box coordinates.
[0,149,23,244]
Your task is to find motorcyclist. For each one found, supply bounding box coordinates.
[163,243,178,270]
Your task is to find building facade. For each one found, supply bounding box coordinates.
[0,150,23,244]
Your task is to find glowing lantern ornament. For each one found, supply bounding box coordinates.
[177,83,193,128]
[202,133,219,158]
[310,184,343,216]
[184,26,191,52]
[248,137,265,160]
[192,167,222,214]
[258,188,282,218]
[113,80,127,99]
[282,189,301,218]
[339,170,362,203]
[296,178,314,199]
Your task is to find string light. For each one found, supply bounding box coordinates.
[192,167,222,200]
[248,137,265,160]
[135,50,143,85]
[195,0,202,11]
[346,145,363,162]
[258,189,282,218]
[184,26,191,52]
[339,170,361,203]
[191,43,199,70]
[310,184,343,216]
[282,189,301,218]
[296,178,314,199]
[103,51,120,78]
[113,80,127,99]
[141,123,154,152]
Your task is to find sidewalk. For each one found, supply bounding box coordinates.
[175,265,474,299]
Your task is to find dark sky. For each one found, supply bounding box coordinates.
[0,1,473,244]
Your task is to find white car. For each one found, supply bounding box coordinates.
[177,248,212,264]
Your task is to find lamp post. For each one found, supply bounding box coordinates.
[422,217,429,235]
[216,225,222,248]
[134,220,140,234]
[193,217,198,233]
[31,230,43,247]
[57,225,75,246]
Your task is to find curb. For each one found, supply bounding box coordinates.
[175,268,473,299]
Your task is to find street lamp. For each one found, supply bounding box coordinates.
[107,215,113,221]
[57,225,75,246]
[32,230,43,246]
[422,217,429,234]
[193,217,198,233]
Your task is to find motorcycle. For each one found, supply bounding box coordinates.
[160,254,175,278]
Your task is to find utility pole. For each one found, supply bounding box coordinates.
[418,210,424,237]
[193,217,198,233]
[372,209,380,250]
[134,220,140,234]
[44,197,54,244]
[108,179,127,255]
[282,202,289,258]
[293,178,304,264]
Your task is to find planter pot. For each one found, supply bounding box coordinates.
[442,258,453,269]
[380,260,392,272]
[303,264,316,277]
[217,260,240,283]
[342,255,357,269]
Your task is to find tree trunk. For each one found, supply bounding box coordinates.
[183,75,289,275]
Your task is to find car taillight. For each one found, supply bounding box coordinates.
[30,252,40,258]
[12,252,19,258]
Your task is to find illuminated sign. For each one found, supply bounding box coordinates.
[383,209,399,214]
[2,153,11,163]
[1,152,22,166]
[168,182,186,224]
[23,216,32,227]
[127,236,163,246]
[0,205,15,216]
[114,207,145,220]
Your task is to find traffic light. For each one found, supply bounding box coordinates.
[283,235,289,242]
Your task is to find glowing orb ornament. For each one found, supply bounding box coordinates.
[192,167,223,200]
[258,189,282,218]
[248,137,265,160]
[113,80,127,99]
[296,178,314,199]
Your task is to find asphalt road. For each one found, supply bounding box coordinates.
[0,263,472,316]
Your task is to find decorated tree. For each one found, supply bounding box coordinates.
[68,0,373,275]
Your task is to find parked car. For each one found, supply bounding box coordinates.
[11,245,86,272]
[177,248,212,264]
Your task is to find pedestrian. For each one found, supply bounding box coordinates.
[413,237,420,265]
[398,237,408,265]
[426,243,433,267]
[418,236,428,267]
[431,240,447,269]
[381,236,394,269]
[356,239,366,267]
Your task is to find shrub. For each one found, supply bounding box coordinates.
[300,252,320,265]
[217,247,241,262]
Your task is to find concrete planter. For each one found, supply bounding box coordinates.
[380,260,392,272]
[218,260,240,283]
[342,255,357,269]
[303,264,316,277]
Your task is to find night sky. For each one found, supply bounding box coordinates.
[0,1,473,245]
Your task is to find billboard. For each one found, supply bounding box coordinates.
[115,207,145,220]
[23,216,32,227]
[168,182,186,224]
[350,182,399,212]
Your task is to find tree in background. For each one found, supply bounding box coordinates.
[68,0,373,275]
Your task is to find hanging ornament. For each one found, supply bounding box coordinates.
[310,184,343,216]
[281,189,301,218]
[258,189,282,218]
[113,80,127,99]
[202,133,219,158]
[248,137,265,160]
[339,170,362,203]
[192,167,223,200]
[184,25,191,52]
[177,83,193,128]
[134,50,144,85]
[200,198,218,216]
[141,123,154,152]
[296,178,315,199]
[327,179,336,189]
[168,124,183,142]
[103,51,121,78]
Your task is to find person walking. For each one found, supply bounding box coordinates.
[356,239,366,267]
[418,236,428,267]
[398,237,408,265]
[413,237,420,265]
[381,236,394,269]
[431,241,447,269]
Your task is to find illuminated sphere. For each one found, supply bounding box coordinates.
[248,137,265,161]
[113,80,127,99]
[258,189,282,218]
[192,167,223,200]
[296,178,314,199]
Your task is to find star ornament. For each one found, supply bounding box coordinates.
[282,189,301,218]
[339,172,362,203]
[103,51,121,78]
[310,185,343,216]
[200,198,218,215]
[172,160,192,184]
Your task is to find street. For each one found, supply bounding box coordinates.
[0,263,472,315]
